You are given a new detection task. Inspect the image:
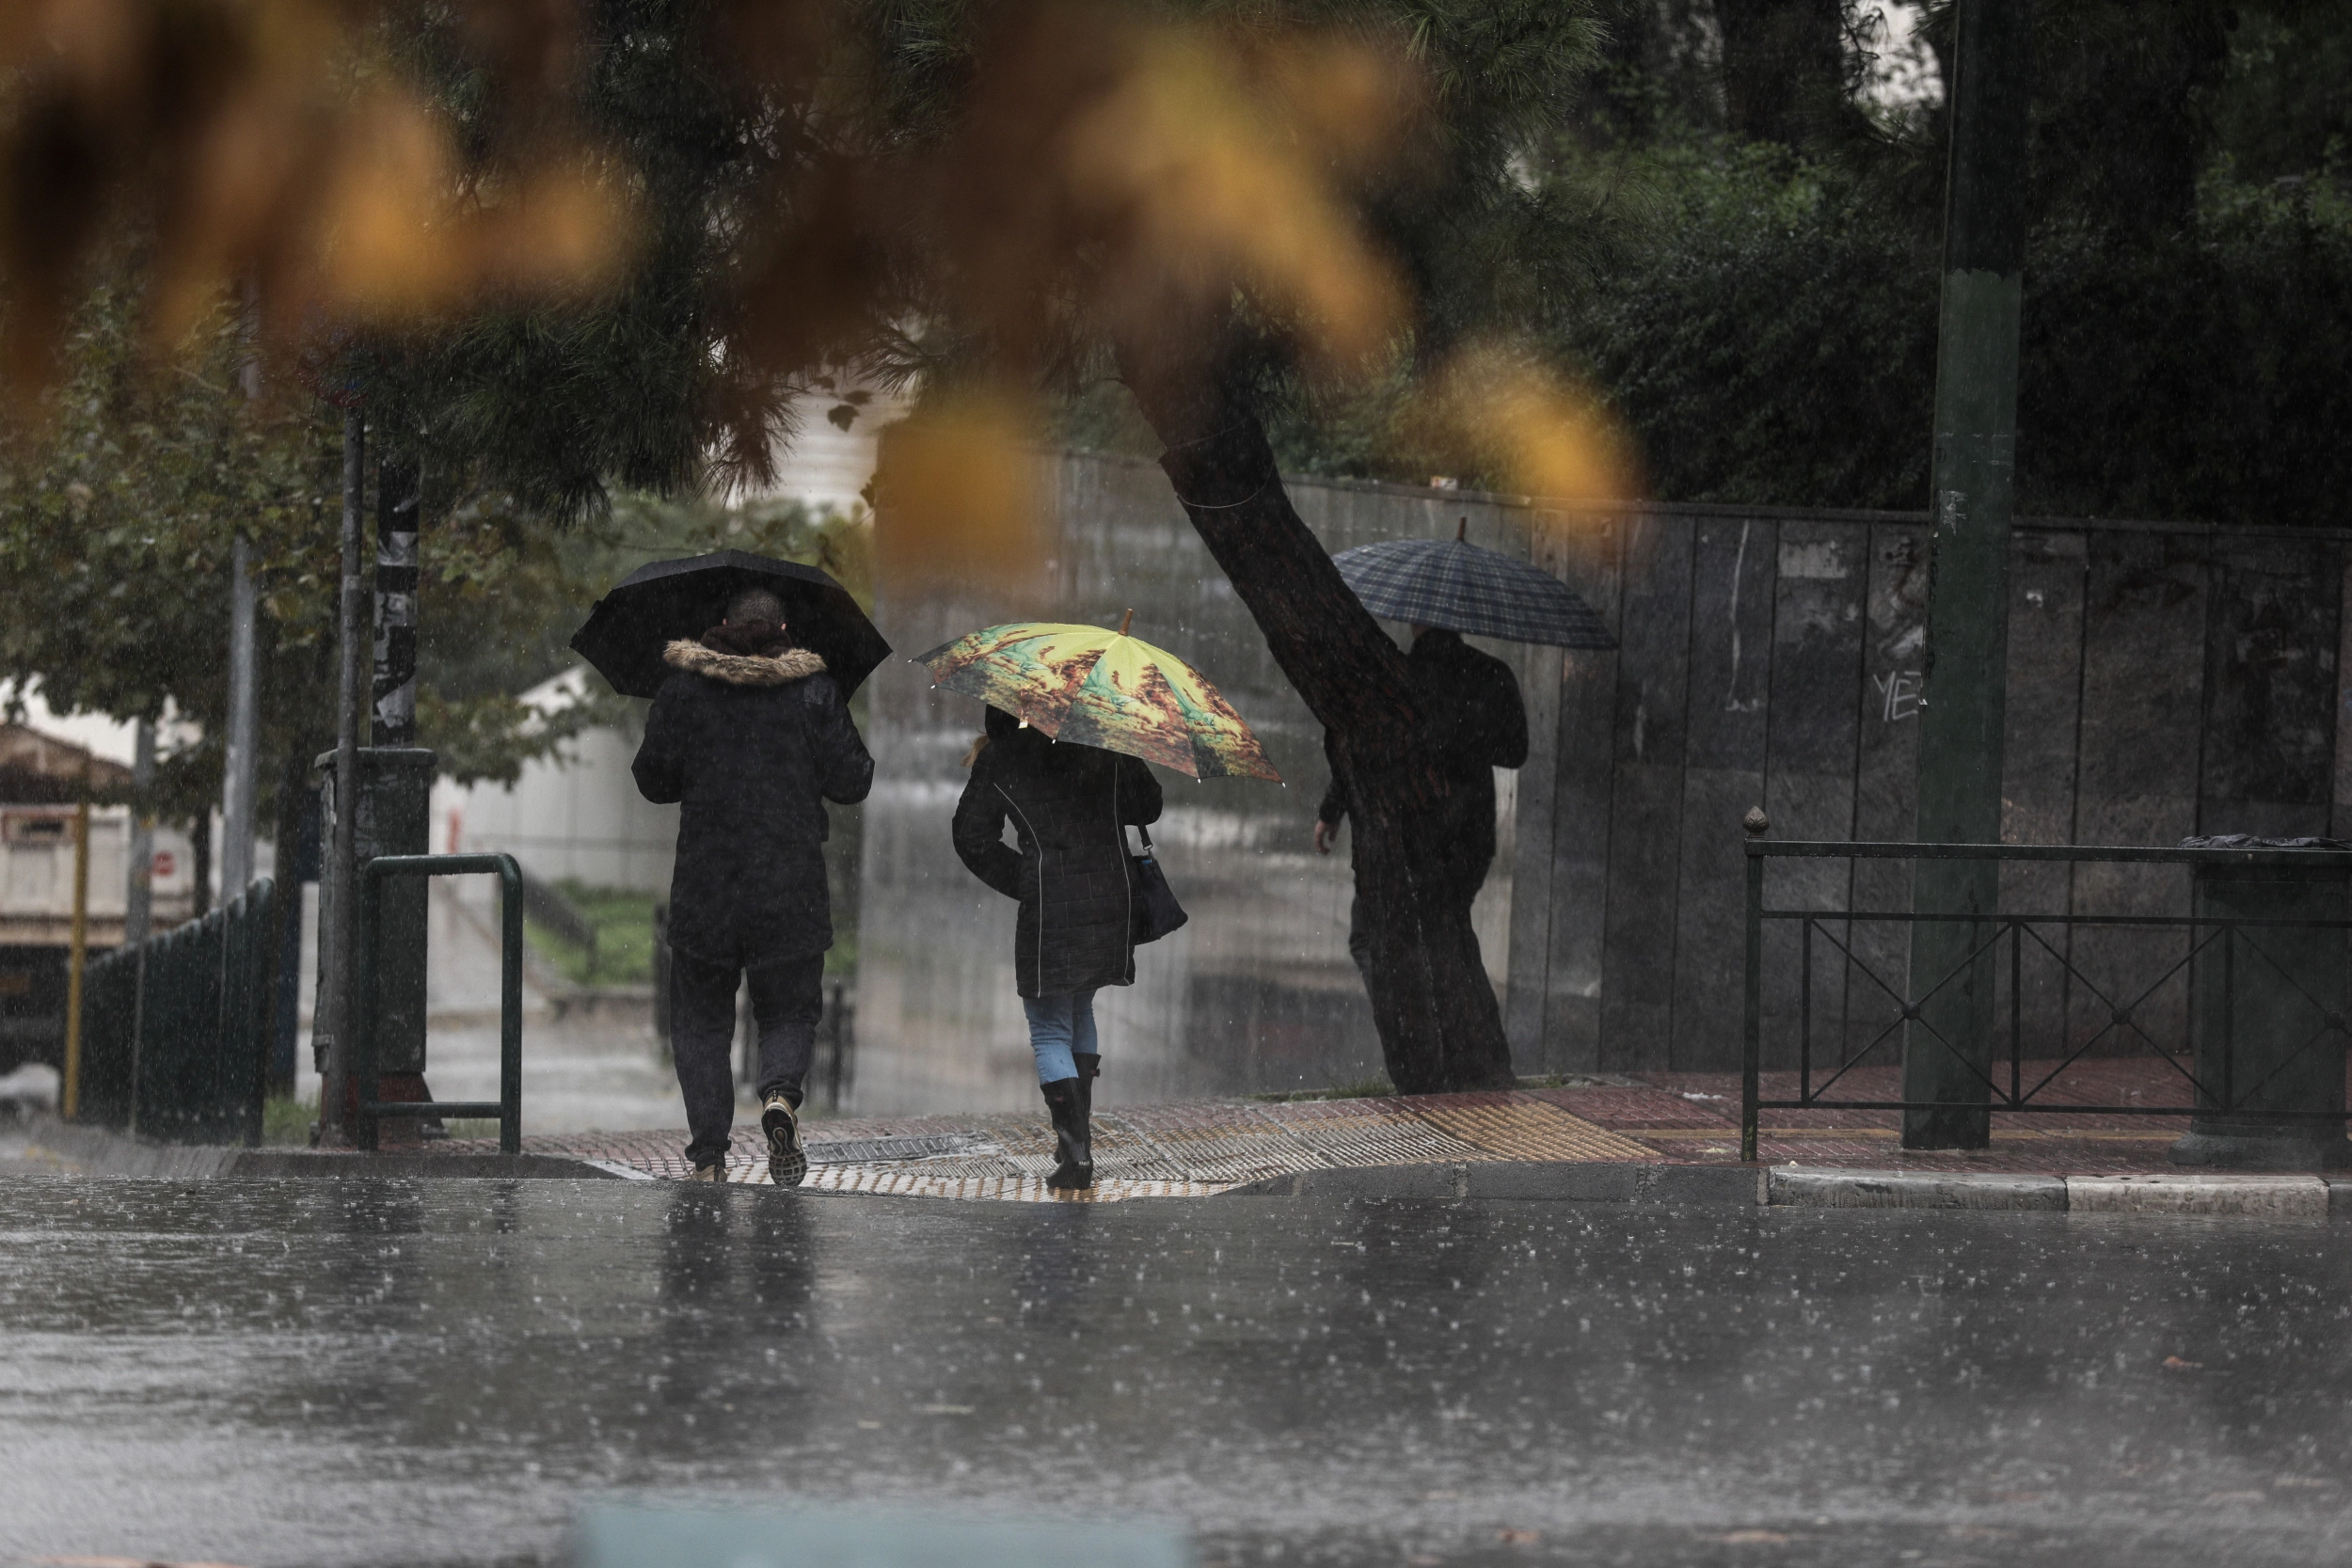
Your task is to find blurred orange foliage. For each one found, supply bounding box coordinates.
[0,0,630,389]
[2,0,1634,519]
[1401,341,1644,515]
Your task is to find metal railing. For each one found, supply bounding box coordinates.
[354,853,524,1154]
[1740,838,2352,1160]
[78,879,277,1143]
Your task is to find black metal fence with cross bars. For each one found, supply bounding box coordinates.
[1739,838,2352,1161]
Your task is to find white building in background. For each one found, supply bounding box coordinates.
[755,387,908,513]
[433,672,679,894]
[439,385,904,895]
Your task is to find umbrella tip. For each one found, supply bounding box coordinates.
[1455,515,1468,541]
[1119,608,1135,636]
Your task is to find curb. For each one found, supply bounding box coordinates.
[1224,1159,2352,1216]
[1767,1165,2351,1217]
[1224,1161,1767,1204]
[1769,1168,2065,1211]
[17,1117,626,1181]
[226,1149,628,1180]
[2063,1172,2336,1217]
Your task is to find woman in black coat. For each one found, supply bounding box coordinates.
[952,704,1162,1190]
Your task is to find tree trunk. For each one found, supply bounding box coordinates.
[1118,360,1515,1093]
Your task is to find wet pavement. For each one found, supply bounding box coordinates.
[4,1179,2349,1567]
[461,1060,2328,1195]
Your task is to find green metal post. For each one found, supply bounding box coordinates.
[351,853,525,1155]
[353,861,381,1152]
[1902,0,2033,1149]
[499,856,523,1155]
[1741,838,1764,1164]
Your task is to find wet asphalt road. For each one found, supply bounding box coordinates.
[1,1178,2348,1568]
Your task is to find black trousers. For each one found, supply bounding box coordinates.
[670,946,824,1168]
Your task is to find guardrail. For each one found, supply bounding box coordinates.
[1740,838,2352,1161]
[354,852,524,1154]
[77,879,277,1143]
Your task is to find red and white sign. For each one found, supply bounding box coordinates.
[151,851,175,878]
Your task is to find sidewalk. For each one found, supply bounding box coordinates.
[462,1059,2349,1201]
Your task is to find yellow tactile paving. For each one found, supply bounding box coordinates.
[1412,1097,1661,1162]
[1261,1101,1493,1167]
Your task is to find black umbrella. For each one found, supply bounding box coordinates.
[1330,522,1616,649]
[570,550,891,699]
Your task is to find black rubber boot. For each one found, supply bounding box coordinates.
[1073,1053,1100,1123]
[1041,1078,1093,1190]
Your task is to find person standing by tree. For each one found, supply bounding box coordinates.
[631,586,872,1185]
[953,704,1163,1193]
[1314,626,1527,994]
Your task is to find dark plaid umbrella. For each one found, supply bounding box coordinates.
[570,550,891,698]
[1331,524,1617,649]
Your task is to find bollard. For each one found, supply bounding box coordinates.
[316,746,436,1141]
[2171,853,2352,1170]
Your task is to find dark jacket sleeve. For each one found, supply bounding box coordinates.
[1422,649,1529,770]
[803,675,875,805]
[1117,755,1163,827]
[952,760,1024,899]
[630,683,687,804]
[1316,728,1348,823]
[1481,657,1529,769]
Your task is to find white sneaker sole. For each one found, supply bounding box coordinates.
[763,1103,807,1187]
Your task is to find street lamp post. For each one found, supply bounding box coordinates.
[318,411,368,1146]
[1900,0,2034,1149]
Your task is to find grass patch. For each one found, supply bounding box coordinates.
[262,1094,315,1147]
[1250,1074,1396,1103]
[527,882,862,987]
[526,881,660,987]
[441,1117,500,1140]
[823,932,857,978]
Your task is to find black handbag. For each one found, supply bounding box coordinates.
[1129,823,1188,944]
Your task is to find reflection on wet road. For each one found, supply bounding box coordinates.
[1,1180,2347,1566]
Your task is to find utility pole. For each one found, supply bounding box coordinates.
[318,411,368,1146]
[221,535,260,895]
[126,718,155,1077]
[125,719,155,950]
[1900,0,2033,1149]
[61,789,90,1121]
[368,451,436,1139]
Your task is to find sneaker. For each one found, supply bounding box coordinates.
[762,1095,807,1187]
[689,1163,726,1182]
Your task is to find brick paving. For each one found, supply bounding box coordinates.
[430,1057,2306,1200]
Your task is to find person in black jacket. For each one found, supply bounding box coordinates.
[631,586,873,1184]
[1313,626,1527,977]
[952,704,1162,1190]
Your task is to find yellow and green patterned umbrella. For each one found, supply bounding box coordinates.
[915,612,1281,781]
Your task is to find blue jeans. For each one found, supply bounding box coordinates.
[1022,990,1099,1085]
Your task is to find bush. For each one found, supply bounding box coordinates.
[1563,157,2352,526]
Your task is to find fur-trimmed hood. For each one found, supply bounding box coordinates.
[663,639,829,688]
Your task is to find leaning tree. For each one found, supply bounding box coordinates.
[0,0,1612,1091]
